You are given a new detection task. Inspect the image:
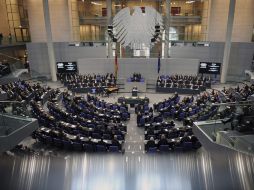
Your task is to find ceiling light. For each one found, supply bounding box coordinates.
[186,1,195,4]
[91,1,102,6]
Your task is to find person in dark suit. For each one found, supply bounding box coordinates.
[180,132,191,143]
[137,112,142,124]
[111,135,121,149]
[158,134,168,146]
[146,137,156,150]
[97,138,106,146]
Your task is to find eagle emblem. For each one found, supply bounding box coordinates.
[112,6,163,49]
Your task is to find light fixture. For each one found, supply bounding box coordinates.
[91,1,102,6]
[186,1,195,4]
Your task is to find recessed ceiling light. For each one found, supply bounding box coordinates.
[186,1,195,4]
[91,1,102,6]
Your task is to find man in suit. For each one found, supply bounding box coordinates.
[158,134,168,146]
[111,135,121,149]
[146,137,156,151]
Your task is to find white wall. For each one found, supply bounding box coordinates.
[27,0,74,42]
[49,0,72,42]
[27,42,254,82]
[27,42,107,78]
[208,0,254,42]
[77,58,200,79]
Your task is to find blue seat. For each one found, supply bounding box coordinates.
[163,112,171,118]
[113,130,122,135]
[159,145,170,152]
[122,112,129,121]
[120,107,127,112]
[144,105,149,112]
[148,147,157,153]
[96,145,107,152]
[175,96,180,104]
[138,117,145,127]
[193,141,202,149]
[38,134,46,144]
[116,135,124,140]
[84,144,94,152]
[45,135,53,144]
[95,101,100,107]
[183,142,193,150]
[155,116,163,123]
[86,114,93,120]
[53,138,62,147]
[88,123,95,128]
[72,142,83,151]
[109,146,119,152]
[103,134,112,140]
[178,112,185,121]
[91,88,96,94]
[63,140,72,149]
[164,102,170,107]
[112,105,118,110]
[92,133,101,139]
[174,146,184,151]
[72,130,80,135]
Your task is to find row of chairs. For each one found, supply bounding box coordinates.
[147,142,201,153]
[35,133,122,152]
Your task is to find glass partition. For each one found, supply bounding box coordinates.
[0,101,31,118]
[78,0,107,18]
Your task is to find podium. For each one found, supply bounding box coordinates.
[132,88,138,97]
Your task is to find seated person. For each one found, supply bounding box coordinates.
[166,82,171,87]
[146,137,156,151]
[97,138,106,146]
[158,134,168,146]
[180,132,191,143]
[131,73,142,82]
[111,135,121,149]
[173,83,178,88]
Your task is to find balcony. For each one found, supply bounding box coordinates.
[170,15,201,25]
[0,36,28,49]
[79,15,201,26]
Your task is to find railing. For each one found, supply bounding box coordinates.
[0,100,31,118]
[0,113,38,153]
[193,120,254,155]
[0,36,29,47]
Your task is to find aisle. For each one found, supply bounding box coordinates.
[124,108,145,154]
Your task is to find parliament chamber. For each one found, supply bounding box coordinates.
[0,0,254,190]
